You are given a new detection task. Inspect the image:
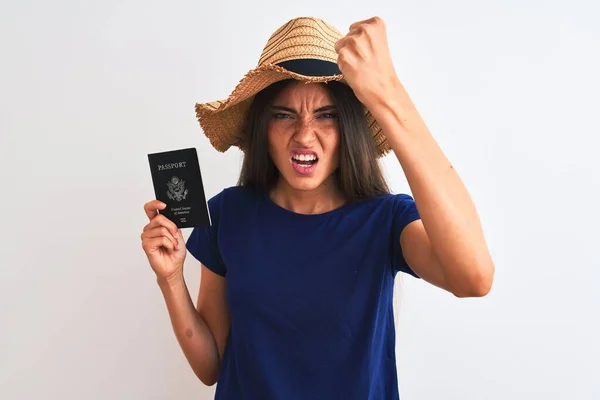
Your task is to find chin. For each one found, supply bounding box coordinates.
[280,164,336,192]
[285,177,326,192]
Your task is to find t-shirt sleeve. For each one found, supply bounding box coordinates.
[391,193,422,278]
[185,190,227,277]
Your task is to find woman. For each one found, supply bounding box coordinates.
[141,16,494,399]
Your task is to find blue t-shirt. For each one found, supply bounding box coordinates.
[186,185,421,399]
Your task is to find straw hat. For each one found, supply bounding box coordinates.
[194,16,391,157]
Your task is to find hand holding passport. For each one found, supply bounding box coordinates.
[147,148,211,229]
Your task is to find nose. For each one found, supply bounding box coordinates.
[292,118,316,145]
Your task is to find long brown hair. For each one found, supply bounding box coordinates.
[236,79,390,202]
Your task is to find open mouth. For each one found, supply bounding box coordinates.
[290,152,319,175]
[291,154,318,166]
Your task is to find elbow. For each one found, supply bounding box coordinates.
[454,281,491,298]
[197,370,219,387]
[452,261,495,298]
[192,363,220,387]
[200,377,218,387]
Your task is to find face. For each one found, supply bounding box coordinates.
[267,81,341,192]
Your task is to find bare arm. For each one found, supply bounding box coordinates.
[333,17,494,297]
[195,264,230,366]
[157,264,230,386]
[142,200,231,385]
[376,86,495,297]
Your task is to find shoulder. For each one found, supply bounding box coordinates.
[189,185,257,235]
[210,185,260,202]
[356,192,420,229]
[206,185,262,216]
[385,192,419,219]
[387,192,417,212]
[342,192,418,229]
[354,192,416,212]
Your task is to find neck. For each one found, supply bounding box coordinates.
[269,175,347,215]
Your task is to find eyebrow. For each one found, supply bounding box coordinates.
[271,105,337,113]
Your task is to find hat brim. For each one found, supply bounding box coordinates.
[195,63,391,157]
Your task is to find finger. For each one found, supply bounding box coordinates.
[335,36,350,53]
[345,24,371,45]
[143,236,175,254]
[335,33,362,54]
[174,229,184,247]
[141,226,179,250]
[337,46,359,69]
[349,16,381,31]
[346,29,361,38]
[144,200,167,221]
[348,19,368,32]
[143,213,179,237]
[140,225,180,250]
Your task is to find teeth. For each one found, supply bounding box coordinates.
[293,153,316,161]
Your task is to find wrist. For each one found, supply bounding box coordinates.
[363,75,401,108]
[157,270,185,291]
[369,93,430,142]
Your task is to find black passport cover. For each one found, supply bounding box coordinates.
[147,148,211,228]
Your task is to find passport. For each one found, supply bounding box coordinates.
[147,147,211,228]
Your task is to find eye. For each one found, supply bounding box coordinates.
[273,113,292,119]
[318,113,338,119]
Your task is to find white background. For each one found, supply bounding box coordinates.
[1,0,599,399]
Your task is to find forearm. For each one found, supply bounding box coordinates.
[369,83,494,293]
[157,273,220,385]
